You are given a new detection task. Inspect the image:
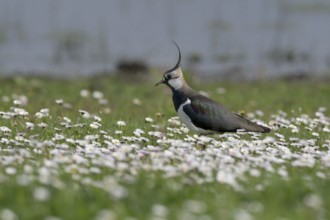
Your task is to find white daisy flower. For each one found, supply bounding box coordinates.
[80,89,90,97]
[145,117,154,123]
[33,187,51,202]
[116,121,126,126]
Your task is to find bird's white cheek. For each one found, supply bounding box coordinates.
[168,78,182,90]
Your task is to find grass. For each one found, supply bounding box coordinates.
[0,73,329,220]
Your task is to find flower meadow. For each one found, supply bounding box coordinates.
[0,76,329,220]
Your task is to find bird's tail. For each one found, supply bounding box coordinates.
[235,114,271,133]
[256,124,271,133]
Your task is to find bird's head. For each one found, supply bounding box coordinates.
[155,42,185,90]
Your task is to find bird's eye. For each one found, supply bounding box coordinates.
[165,74,171,80]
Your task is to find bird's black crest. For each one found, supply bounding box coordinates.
[165,41,181,73]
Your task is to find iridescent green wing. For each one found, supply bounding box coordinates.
[183,95,239,132]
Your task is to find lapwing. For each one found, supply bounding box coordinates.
[156,42,271,134]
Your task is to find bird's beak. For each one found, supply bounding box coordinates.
[155,79,165,86]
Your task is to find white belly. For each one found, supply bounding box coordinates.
[177,99,209,134]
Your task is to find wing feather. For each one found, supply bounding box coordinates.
[184,95,239,132]
[184,95,270,133]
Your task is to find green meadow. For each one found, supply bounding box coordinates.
[0,73,329,220]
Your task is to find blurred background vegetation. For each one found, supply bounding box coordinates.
[0,0,329,81]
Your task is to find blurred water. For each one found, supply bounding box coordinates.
[0,0,330,79]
